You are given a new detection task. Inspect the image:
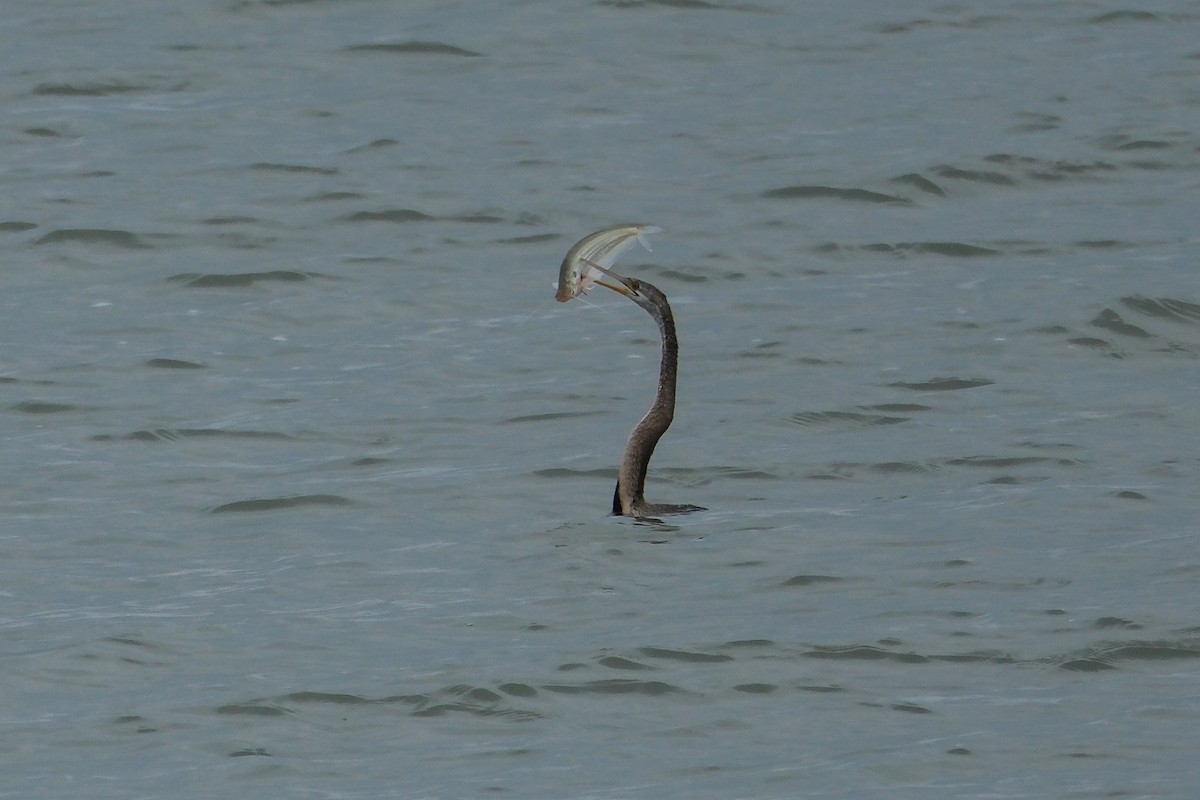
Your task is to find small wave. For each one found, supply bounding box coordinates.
[1089,10,1162,24]
[1111,139,1174,151]
[1066,336,1119,355]
[733,683,777,694]
[302,191,366,203]
[496,233,560,245]
[597,656,656,671]
[788,409,910,429]
[1008,112,1061,133]
[862,403,931,412]
[33,81,157,96]
[1029,160,1117,180]
[637,646,733,663]
[202,216,260,225]
[340,208,435,223]
[10,400,78,414]
[93,428,292,442]
[887,377,993,391]
[502,411,597,424]
[780,574,847,588]
[541,679,686,696]
[448,212,503,223]
[934,165,1016,185]
[944,455,1061,469]
[808,461,937,480]
[1121,295,1200,324]
[345,139,397,153]
[343,41,484,58]
[167,270,318,287]
[876,461,939,475]
[599,0,721,10]
[1090,308,1151,338]
[890,173,945,196]
[215,701,289,717]
[909,241,1001,256]
[696,466,778,481]
[1055,639,1200,671]
[248,162,337,175]
[804,644,930,664]
[760,185,912,204]
[533,467,613,479]
[342,207,499,224]
[211,495,352,513]
[818,241,1002,257]
[145,358,207,369]
[222,684,541,722]
[34,228,150,248]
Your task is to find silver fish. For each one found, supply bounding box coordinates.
[555,224,661,303]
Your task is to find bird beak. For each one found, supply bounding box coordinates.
[581,258,641,299]
[597,277,639,298]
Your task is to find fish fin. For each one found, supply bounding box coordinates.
[634,225,662,252]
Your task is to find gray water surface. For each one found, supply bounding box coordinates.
[3,1,1199,798]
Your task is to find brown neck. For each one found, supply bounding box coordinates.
[613,286,678,515]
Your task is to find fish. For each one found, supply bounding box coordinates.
[554,224,661,303]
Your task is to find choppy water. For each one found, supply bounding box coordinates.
[2,1,1199,798]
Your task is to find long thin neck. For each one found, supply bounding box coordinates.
[613,289,678,515]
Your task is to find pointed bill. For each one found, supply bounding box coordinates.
[554,223,661,302]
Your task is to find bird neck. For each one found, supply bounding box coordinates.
[614,295,679,515]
